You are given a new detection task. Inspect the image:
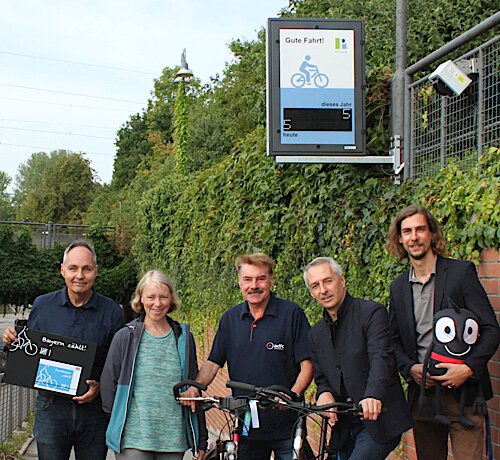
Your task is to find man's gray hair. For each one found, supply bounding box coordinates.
[303,257,343,289]
[62,240,97,266]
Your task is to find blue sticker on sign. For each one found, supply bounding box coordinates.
[34,359,82,396]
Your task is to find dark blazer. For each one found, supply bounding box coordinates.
[309,293,412,444]
[389,255,500,408]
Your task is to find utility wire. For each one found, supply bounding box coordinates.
[0,97,139,112]
[0,142,115,157]
[1,126,114,140]
[0,51,158,76]
[0,83,144,104]
[1,117,116,130]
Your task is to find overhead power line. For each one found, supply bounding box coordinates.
[1,126,114,140]
[1,117,116,130]
[0,51,158,76]
[0,96,138,112]
[0,142,115,157]
[0,83,145,104]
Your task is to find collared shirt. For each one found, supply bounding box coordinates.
[409,256,437,363]
[27,287,124,381]
[208,292,311,439]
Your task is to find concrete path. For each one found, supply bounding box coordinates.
[22,435,210,459]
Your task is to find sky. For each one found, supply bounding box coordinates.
[0,0,290,194]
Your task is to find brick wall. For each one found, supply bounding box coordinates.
[195,248,500,458]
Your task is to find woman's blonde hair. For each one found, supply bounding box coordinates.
[131,269,180,315]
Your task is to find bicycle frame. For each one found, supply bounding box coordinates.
[174,379,361,460]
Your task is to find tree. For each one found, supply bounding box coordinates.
[13,150,68,209]
[21,152,98,223]
[0,171,15,220]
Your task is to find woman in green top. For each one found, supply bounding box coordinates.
[101,270,207,459]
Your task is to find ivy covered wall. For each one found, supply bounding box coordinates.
[133,127,499,333]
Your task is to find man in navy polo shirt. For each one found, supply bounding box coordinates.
[182,252,313,460]
[3,240,124,460]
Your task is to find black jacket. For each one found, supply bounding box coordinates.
[388,255,500,408]
[309,293,412,444]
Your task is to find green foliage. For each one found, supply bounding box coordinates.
[0,171,15,220]
[13,150,68,209]
[174,80,189,175]
[281,0,498,153]
[113,112,155,190]
[0,224,137,309]
[0,227,64,308]
[134,126,499,334]
[84,225,138,305]
[0,412,34,459]
[15,151,98,224]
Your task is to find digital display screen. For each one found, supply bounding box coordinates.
[283,108,352,132]
[267,19,366,155]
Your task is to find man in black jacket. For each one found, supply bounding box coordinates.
[304,257,412,460]
[387,205,500,460]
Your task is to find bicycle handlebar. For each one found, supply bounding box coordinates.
[172,379,207,399]
[174,379,368,417]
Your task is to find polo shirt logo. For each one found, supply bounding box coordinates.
[266,342,285,351]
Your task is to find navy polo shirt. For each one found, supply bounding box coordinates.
[27,287,124,382]
[208,292,311,439]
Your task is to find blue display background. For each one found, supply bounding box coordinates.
[280,88,355,145]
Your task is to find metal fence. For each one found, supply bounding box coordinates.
[0,221,115,249]
[408,35,499,179]
[0,380,36,444]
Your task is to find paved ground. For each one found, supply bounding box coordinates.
[22,434,214,459]
[22,438,115,459]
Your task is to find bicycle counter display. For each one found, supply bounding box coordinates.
[267,18,366,157]
[3,326,96,396]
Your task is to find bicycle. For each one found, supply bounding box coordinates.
[291,67,329,88]
[173,379,362,460]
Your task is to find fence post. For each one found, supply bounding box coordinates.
[48,221,53,248]
[477,47,484,159]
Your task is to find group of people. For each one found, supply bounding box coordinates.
[2,205,499,460]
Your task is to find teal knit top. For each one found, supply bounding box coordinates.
[121,329,188,452]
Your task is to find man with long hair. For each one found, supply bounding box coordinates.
[386,205,499,460]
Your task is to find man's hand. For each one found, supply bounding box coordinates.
[359,397,382,421]
[195,449,206,459]
[2,327,17,346]
[316,392,338,425]
[433,363,473,388]
[73,380,100,404]
[410,363,435,388]
[180,386,200,413]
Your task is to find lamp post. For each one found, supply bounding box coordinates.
[174,49,193,175]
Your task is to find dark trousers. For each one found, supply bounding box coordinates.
[412,389,484,460]
[238,437,292,460]
[337,426,400,460]
[33,394,108,460]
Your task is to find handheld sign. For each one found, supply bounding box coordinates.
[4,326,96,396]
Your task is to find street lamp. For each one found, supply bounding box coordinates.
[174,49,193,82]
[173,49,193,174]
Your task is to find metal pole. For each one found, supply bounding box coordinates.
[403,73,412,179]
[391,0,408,179]
[406,12,500,76]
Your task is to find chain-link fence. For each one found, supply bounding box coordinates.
[0,381,36,443]
[408,35,499,179]
[0,221,115,249]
